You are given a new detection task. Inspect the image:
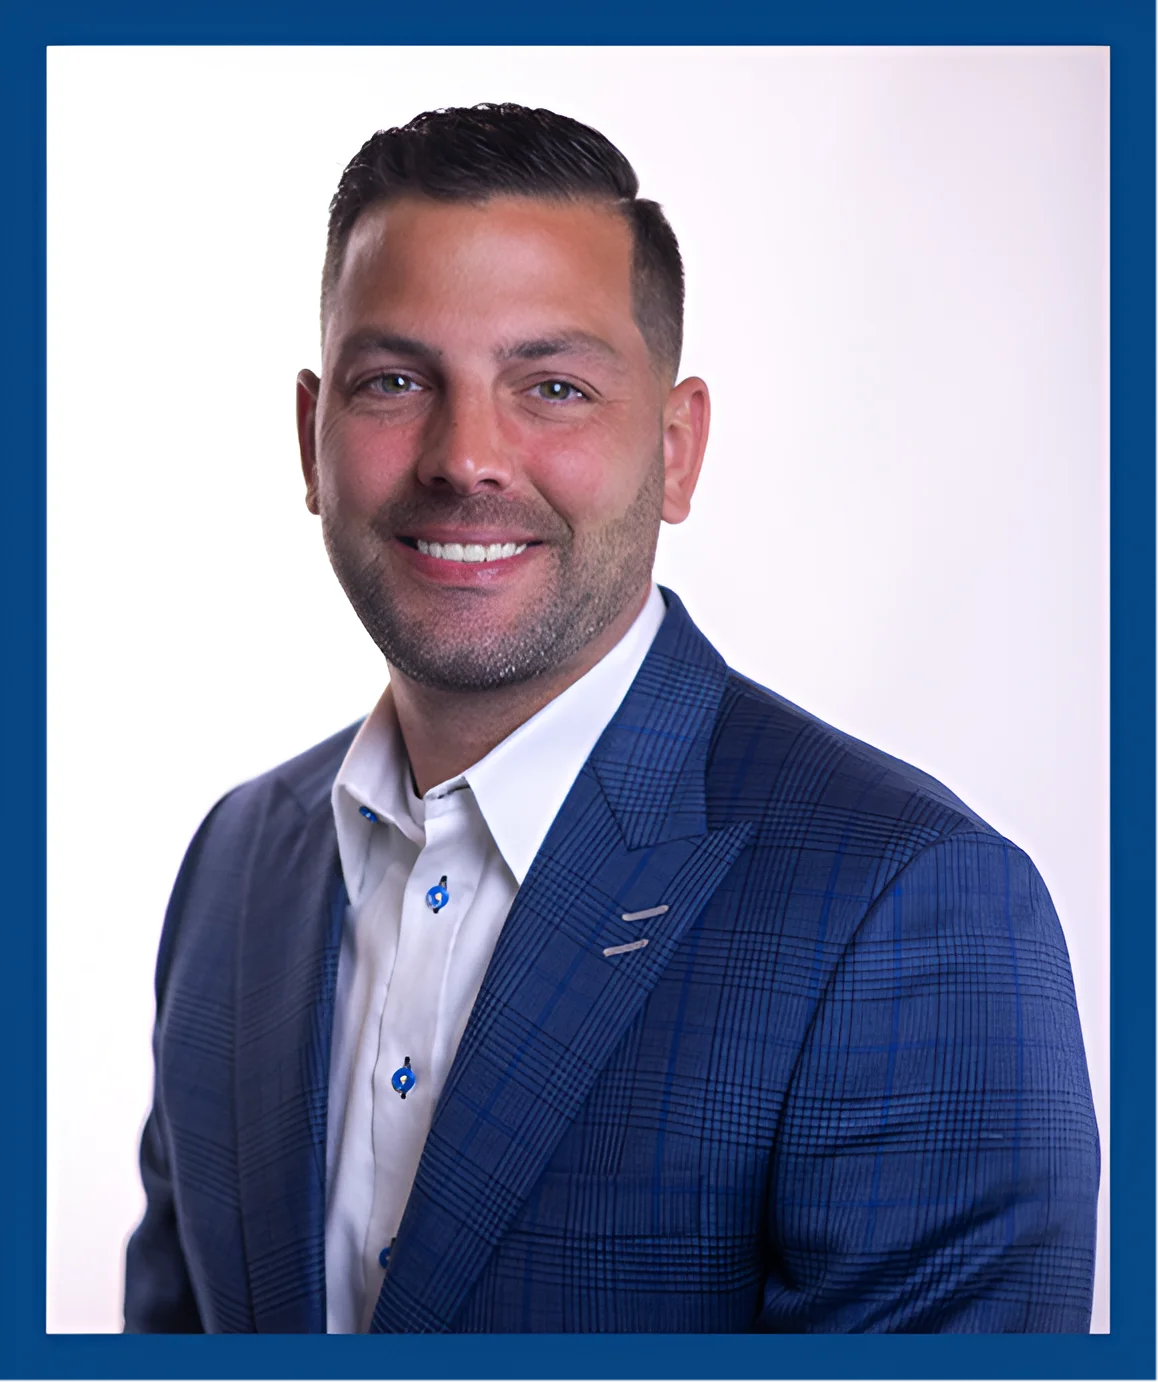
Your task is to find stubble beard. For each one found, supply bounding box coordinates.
[320,454,665,693]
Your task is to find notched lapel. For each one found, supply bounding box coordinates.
[370,591,749,1333]
[235,785,344,1333]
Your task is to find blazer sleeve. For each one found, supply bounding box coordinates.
[123,797,237,1333]
[123,1104,204,1332]
[759,830,1100,1333]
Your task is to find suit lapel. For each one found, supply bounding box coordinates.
[234,785,345,1333]
[370,590,750,1333]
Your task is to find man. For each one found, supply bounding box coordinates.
[124,103,1099,1333]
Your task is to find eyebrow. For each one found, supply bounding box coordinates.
[334,328,625,371]
[497,331,624,365]
[336,330,443,364]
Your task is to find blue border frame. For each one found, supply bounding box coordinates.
[6,2,1153,1377]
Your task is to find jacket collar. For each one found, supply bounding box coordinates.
[585,585,729,848]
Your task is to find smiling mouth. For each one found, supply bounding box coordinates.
[399,537,536,564]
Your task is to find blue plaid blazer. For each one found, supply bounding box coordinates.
[124,588,1098,1333]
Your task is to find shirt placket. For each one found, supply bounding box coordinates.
[359,787,480,1326]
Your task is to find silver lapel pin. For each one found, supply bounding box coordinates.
[603,904,668,956]
[620,904,669,923]
[603,938,649,957]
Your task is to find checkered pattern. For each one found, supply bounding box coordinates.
[124,589,1098,1333]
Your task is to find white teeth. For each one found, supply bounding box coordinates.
[415,539,528,562]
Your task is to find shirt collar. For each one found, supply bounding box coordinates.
[463,584,666,884]
[332,585,667,895]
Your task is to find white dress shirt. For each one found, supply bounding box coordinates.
[324,585,667,1333]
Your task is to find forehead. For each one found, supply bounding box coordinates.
[327,194,637,341]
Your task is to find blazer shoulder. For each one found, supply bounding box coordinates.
[171,722,360,893]
[708,668,1000,856]
[211,720,362,823]
[154,723,358,987]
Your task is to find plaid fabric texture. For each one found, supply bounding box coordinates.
[124,588,1098,1333]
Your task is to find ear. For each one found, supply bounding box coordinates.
[660,376,710,524]
[297,369,322,515]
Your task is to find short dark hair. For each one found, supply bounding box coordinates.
[322,103,685,379]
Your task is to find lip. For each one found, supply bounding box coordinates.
[392,535,541,585]
[400,529,542,546]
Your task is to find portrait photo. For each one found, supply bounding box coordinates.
[45,44,1109,1338]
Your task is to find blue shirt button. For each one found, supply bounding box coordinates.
[391,1062,415,1097]
[378,1245,391,1268]
[426,875,450,913]
[358,805,379,824]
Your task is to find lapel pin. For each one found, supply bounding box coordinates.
[621,904,669,923]
[604,938,649,957]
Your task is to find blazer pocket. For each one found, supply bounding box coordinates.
[521,1171,702,1239]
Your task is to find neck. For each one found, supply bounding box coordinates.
[390,585,651,796]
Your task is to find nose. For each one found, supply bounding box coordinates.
[415,383,514,495]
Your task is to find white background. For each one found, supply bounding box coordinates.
[46,46,1109,1333]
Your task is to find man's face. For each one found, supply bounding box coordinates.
[298,194,706,692]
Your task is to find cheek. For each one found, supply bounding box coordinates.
[528,417,659,523]
[316,414,413,513]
